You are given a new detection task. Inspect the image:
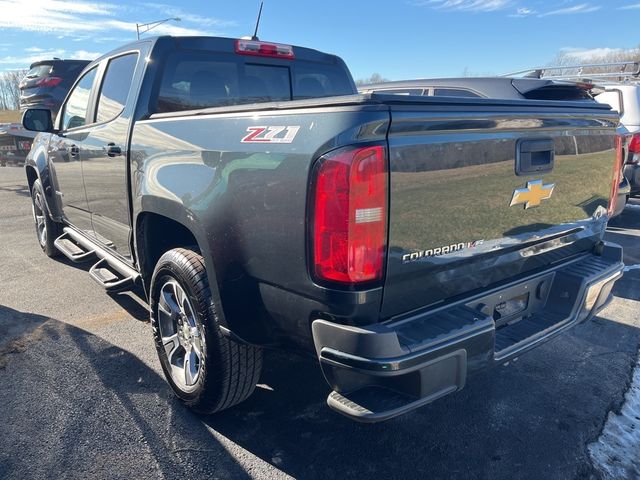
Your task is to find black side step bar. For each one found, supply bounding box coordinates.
[89,259,138,292]
[55,227,140,292]
[54,232,96,263]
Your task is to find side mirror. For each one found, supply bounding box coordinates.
[22,108,55,133]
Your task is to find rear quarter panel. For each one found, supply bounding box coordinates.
[130,105,389,348]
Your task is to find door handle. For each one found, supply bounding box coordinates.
[105,143,122,157]
[69,145,79,157]
[516,139,554,175]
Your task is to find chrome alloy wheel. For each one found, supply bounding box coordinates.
[32,190,47,247]
[157,279,205,392]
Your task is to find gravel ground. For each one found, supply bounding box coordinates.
[0,165,639,480]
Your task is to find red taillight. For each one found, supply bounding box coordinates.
[627,133,640,165]
[235,39,294,59]
[608,135,624,216]
[312,145,388,284]
[35,76,62,87]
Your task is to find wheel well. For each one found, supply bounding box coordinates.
[136,212,200,291]
[25,166,38,192]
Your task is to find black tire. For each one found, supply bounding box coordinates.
[30,179,62,257]
[150,248,262,413]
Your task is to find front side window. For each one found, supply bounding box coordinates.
[96,53,138,123]
[62,67,97,130]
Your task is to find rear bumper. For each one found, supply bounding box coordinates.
[19,93,59,113]
[312,242,624,422]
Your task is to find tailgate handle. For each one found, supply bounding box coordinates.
[516,139,554,175]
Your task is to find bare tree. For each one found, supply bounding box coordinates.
[547,46,640,80]
[355,72,389,86]
[0,69,26,110]
[460,66,496,77]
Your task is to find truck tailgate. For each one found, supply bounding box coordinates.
[381,98,618,318]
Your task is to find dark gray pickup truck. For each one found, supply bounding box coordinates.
[22,36,624,422]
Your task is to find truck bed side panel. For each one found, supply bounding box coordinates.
[130,106,389,347]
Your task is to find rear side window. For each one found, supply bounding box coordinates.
[522,86,591,101]
[374,88,424,96]
[156,52,353,113]
[62,67,97,130]
[52,62,87,76]
[26,65,52,79]
[433,88,482,98]
[96,53,138,123]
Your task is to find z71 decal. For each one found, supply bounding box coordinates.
[241,126,300,143]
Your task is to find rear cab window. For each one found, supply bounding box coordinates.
[155,47,355,113]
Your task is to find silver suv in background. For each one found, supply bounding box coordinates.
[358,77,595,101]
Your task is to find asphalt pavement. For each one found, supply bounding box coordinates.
[0,165,639,480]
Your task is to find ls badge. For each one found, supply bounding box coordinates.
[510,179,555,209]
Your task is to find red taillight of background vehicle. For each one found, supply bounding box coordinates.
[576,82,595,91]
[627,133,640,165]
[608,135,624,216]
[235,39,294,59]
[312,145,388,284]
[35,76,62,87]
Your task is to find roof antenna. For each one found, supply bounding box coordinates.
[251,1,263,40]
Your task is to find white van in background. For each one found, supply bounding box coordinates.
[595,85,640,202]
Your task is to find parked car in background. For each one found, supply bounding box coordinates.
[360,77,630,217]
[19,59,91,116]
[358,77,594,100]
[0,123,35,167]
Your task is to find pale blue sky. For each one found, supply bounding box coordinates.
[0,0,638,80]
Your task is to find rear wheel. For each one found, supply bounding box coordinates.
[150,248,262,413]
[30,179,61,257]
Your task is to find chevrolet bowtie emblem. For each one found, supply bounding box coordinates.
[510,179,555,209]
